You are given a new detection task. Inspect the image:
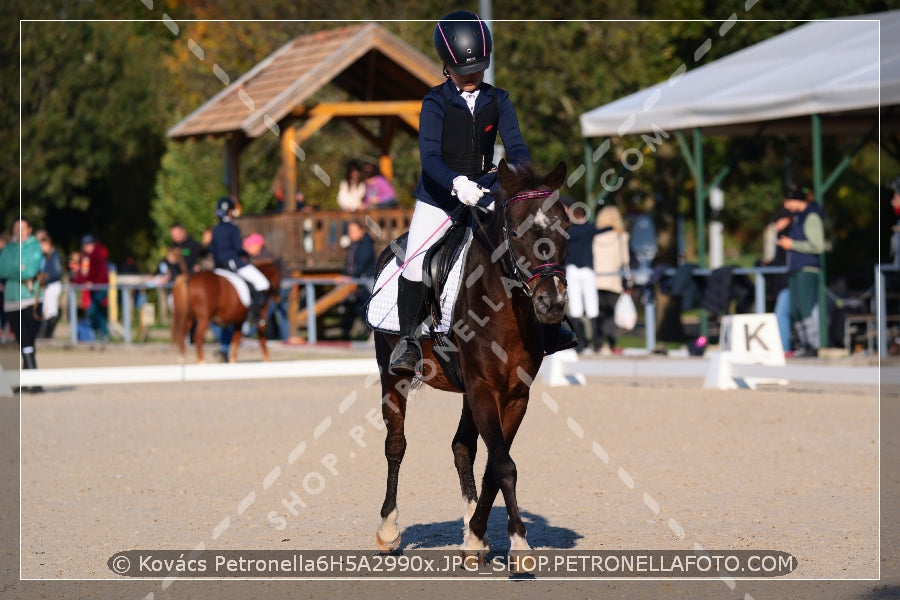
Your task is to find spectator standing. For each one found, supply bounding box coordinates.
[337,220,375,339]
[35,230,64,338]
[0,217,44,392]
[562,197,600,353]
[759,208,793,353]
[337,161,367,211]
[592,205,631,355]
[243,233,289,341]
[777,183,825,357]
[0,230,10,343]
[890,177,900,267]
[169,223,204,274]
[73,234,110,341]
[362,163,398,209]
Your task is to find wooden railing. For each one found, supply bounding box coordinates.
[235,208,414,273]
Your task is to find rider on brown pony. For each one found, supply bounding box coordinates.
[389,10,576,376]
[208,197,270,326]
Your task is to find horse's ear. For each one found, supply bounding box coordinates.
[545,161,567,191]
[497,158,516,193]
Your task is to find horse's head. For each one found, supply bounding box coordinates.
[496,159,570,324]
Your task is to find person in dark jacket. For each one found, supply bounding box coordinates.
[389,10,575,375]
[35,230,64,338]
[169,223,204,274]
[759,207,793,352]
[777,183,825,357]
[562,197,600,353]
[209,197,270,326]
[338,220,376,339]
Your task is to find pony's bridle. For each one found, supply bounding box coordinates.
[494,189,568,300]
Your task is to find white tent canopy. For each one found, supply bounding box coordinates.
[580,12,900,138]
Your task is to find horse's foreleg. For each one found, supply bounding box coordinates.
[258,323,270,362]
[452,397,482,550]
[375,375,409,552]
[466,394,531,564]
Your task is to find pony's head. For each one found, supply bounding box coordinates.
[496,159,570,324]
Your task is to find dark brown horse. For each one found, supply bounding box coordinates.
[170,259,281,363]
[373,160,570,567]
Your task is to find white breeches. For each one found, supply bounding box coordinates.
[236,263,270,291]
[565,265,599,318]
[401,201,453,282]
[41,281,62,319]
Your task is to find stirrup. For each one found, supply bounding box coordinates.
[389,337,422,376]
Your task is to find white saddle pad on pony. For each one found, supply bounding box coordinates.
[214,268,251,307]
[366,231,474,335]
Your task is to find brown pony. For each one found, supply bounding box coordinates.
[170,259,281,363]
[373,160,570,568]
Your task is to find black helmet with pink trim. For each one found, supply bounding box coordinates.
[433,11,492,75]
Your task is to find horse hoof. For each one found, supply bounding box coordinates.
[507,551,536,574]
[375,531,400,553]
[457,551,485,570]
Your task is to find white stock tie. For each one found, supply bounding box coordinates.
[462,91,477,114]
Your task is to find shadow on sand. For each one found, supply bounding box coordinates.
[397,509,582,552]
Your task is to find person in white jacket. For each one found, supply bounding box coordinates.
[592,205,631,355]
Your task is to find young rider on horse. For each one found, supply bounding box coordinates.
[209,197,270,326]
[389,10,577,376]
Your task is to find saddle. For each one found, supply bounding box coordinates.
[421,215,471,326]
[366,218,473,336]
[213,268,251,307]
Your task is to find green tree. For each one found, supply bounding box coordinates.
[18,14,172,262]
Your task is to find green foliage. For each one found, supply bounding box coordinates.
[5,0,891,286]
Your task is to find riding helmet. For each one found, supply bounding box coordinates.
[216,196,235,220]
[433,11,492,75]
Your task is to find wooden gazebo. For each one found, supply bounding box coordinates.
[167,23,443,212]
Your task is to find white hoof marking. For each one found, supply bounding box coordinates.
[376,508,400,550]
[509,533,531,552]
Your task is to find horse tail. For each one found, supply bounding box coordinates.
[170,273,192,358]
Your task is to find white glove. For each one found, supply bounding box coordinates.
[452,176,485,206]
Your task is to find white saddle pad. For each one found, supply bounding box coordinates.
[366,231,473,335]
[214,269,251,307]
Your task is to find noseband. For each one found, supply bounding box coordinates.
[497,189,567,300]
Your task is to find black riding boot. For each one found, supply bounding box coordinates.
[44,316,58,339]
[247,288,268,327]
[569,318,587,353]
[22,351,43,394]
[389,276,426,376]
[543,322,578,356]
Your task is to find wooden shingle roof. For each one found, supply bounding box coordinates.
[167,23,443,140]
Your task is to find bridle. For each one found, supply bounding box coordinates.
[471,188,568,301]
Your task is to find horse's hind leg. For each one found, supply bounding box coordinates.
[375,374,410,552]
[229,329,242,363]
[452,397,483,550]
[194,318,210,364]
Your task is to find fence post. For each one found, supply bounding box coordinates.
[122,285,132,345]
[305,281,317,344]
[68,285,78,345]
[877,264,887,357]
[754,267,766,314]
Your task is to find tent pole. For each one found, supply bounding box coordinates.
[694,128,709,337]
[811,113,828,350]
[584,139,596,206]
